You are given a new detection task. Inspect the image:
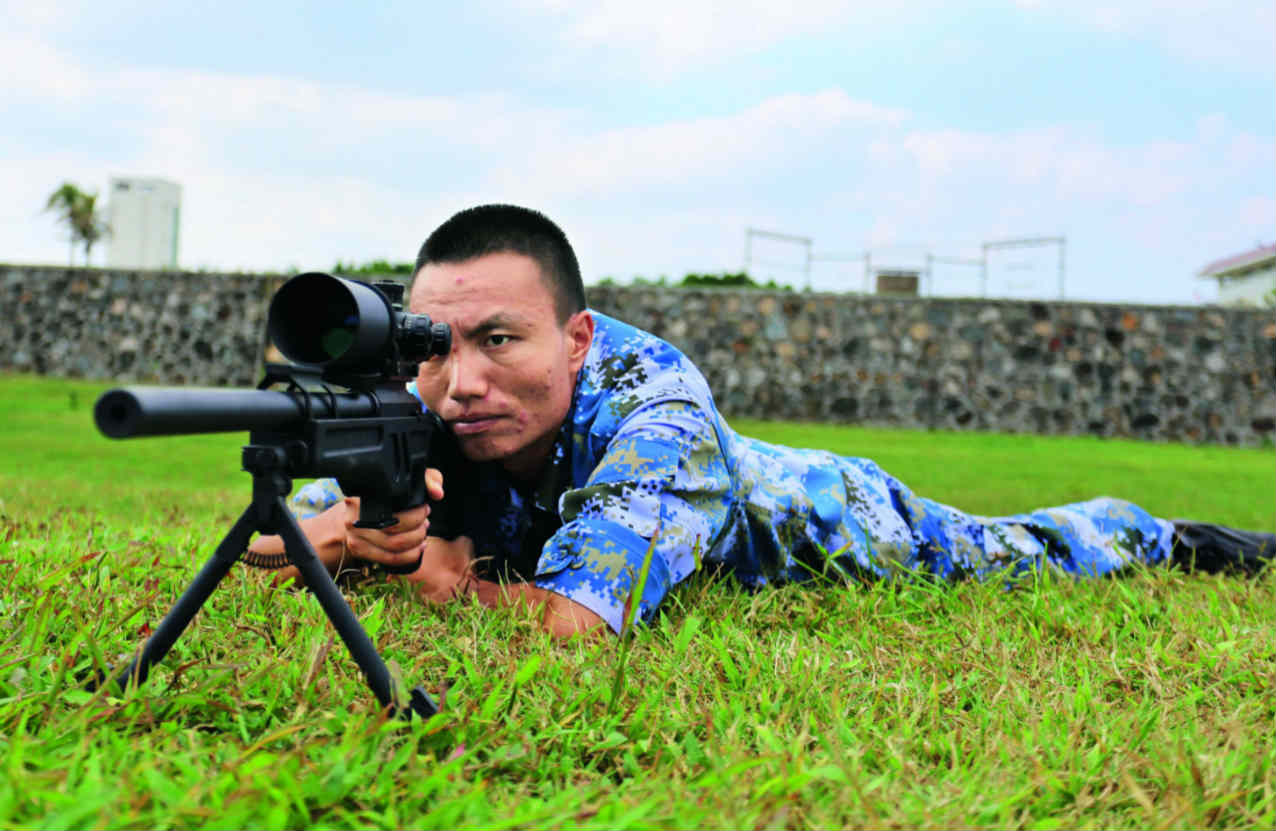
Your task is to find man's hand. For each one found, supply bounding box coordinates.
[397,535,479,603]
[342,466,445,572]
[254,468,445,584]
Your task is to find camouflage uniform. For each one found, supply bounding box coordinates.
[291,311,1175,633]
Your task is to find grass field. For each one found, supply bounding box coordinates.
[1,373,1273,828]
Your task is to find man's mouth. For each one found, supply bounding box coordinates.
[450,415,502,435]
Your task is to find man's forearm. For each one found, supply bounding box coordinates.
[471,580,608,638]
[401,536,606,637]
[250,507,346,587]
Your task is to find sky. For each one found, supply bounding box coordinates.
[2,0,1272,303]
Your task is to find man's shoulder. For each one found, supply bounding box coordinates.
[579,311,715,418]
[586,310,677,361]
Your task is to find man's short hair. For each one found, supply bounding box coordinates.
[415,204,586,323]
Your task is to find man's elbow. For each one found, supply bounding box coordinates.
[542,594,611,639]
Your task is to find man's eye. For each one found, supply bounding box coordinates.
[486,334,513,347]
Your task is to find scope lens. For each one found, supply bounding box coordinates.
[268,273,393,368]
[319,315,358,359]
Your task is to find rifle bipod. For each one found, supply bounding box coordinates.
[94,445,438,720]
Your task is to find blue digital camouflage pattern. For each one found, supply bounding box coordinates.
[290,311,1175,633]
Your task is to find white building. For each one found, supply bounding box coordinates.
[106,177,181,270]
[1198,243,1276,306]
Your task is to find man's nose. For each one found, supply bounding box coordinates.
[447,346,487,401]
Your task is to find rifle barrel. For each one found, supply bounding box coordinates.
[95,386,379,438]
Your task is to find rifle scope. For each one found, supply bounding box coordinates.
[268,272,451,372]
[94,272,453,439]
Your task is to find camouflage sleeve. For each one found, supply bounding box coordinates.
[288,478,345,520]
[531,400,733,634]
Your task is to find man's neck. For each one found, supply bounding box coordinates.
[501,432,556,486]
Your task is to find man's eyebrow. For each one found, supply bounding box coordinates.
[460,312,527,338]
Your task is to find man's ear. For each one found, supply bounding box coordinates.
[564,310,594,372]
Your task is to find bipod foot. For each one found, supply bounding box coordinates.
[403,685,438,719]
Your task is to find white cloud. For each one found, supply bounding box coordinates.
[1,34,526,139]
[510,0,1274,77]
[508,0,943,76]
[490,89,906,198]
[2,0,84,30]
[1014,0,1276,72]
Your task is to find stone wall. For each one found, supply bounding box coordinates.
[3,266,286,386]
[3,264,1273,445]
[587,286,1275,446]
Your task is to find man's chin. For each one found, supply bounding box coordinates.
[454,435,512,463]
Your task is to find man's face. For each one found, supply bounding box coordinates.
[410,252,593,481]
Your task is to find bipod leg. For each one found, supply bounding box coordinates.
[102,504,260,693]
[273,499,438,720]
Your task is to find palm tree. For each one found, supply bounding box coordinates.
[45,182,110,265]
[72,190,108,264]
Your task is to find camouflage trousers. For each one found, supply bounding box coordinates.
[872,474,1175,581]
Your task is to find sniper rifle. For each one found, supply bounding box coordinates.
[92,272,451,719]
